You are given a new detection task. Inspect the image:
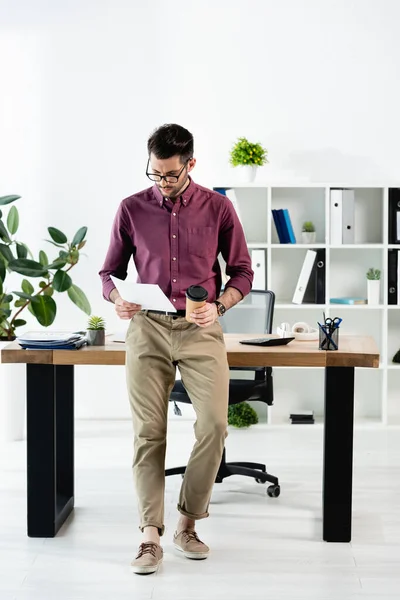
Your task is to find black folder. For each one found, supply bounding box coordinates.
[389,189,400,244]
[303,249,326,304]
[388,249,399,305]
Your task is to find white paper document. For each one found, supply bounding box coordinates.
[110,275,177,312]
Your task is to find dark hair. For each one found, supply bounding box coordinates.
[147,123,194,163]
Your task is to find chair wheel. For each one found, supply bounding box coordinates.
[255,478,266,484]
[267,485,280,498]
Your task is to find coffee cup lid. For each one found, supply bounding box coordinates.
[186,285,208,302]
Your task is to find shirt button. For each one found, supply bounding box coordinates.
[172,279,177,283]
[173,298,176,302]
[172,212,177,216]
[172,257,176,261]
[172,234,176,239]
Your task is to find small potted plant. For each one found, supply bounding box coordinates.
[229,137,268,183]
[366,268,381,305]
[228,401,259,428]
[86,315,106,346]
[302,221,316,244]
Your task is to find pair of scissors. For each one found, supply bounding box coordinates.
[325,317,342,335]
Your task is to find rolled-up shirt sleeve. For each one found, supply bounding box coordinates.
[98,201,135,301]
[219,199,254,297]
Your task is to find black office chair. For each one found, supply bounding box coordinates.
[165,290,280,498]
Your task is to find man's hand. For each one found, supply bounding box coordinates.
[110,289,141,320]
[189,302,218,328]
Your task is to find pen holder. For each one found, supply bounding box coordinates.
[319,325,339,351]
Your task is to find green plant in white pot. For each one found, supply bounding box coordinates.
[366,268,381,305]
[87,315,106,346]
[229,137,268,183]
[302,221,316,244]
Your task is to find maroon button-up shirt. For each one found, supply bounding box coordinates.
[99,177,253,309]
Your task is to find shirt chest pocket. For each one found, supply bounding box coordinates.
[187,227,215,258]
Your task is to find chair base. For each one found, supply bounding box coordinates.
[165,449,279,487]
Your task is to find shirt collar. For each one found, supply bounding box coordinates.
[152,176,196,207]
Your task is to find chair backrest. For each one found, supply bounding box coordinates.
[221,290,275,335]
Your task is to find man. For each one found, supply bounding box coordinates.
[99,123,253,574]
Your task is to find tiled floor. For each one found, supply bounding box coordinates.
[1,419,400,599]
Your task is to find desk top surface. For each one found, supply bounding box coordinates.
[0,334,379,368]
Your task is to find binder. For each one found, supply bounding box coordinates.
[251,249,266,290]
[292,250,317,304]
[277,209,290,243]
[342,189,355,244]
[271,209,283,242]
[303,249,326,304]
[388,249,399,305]
[283,209,296,243]
[330,189,343,245]
[389,188,400,244]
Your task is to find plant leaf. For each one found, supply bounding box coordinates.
[21,279,34,295]
[7,206,19,235]
[44,239,66,249]
[48,227,67,244]
[2,294,13,304]
[67,284,91,315]
[12,291,34,300]
[0,259,5,283]
[16,242,28,258]
[43,286,54,296]
[14,299,26,307]
[13,319,27,328]
[0,243,14,263]
[39,250,49,266]
[0,195,20,206]
[47,258,67,270]
[30,295,56,327]
[53,270,72,292]
[0,220,11,243]
[8,258,48,277]
[71,226,87,248]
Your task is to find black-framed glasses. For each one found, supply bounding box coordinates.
[146,158,188,183]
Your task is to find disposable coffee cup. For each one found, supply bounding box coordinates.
[185,285,208,322]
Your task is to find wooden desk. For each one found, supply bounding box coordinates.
[1,334,379,542]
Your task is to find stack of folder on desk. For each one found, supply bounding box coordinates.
[290,411,315,425]
[17,331,87,350]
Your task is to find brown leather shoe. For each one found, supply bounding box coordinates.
[173,529,209,560]
[131,542,163,574]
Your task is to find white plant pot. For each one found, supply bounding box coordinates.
[236,165,258,183]
[367,279,380,305]
[301,231,316,244]
[0,341,26,441]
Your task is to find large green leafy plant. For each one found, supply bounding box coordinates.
[0,195,91,341]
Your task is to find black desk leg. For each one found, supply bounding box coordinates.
[27,364,75,537]
[323,366,355,542]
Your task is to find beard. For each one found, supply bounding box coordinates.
[157,173,189,199]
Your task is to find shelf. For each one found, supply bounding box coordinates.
[247,243,268,248]
[387,364,400,370]
[330,244,384,249]
[329,304,382,309]
[270,243,326,249]
[275,302,326,309]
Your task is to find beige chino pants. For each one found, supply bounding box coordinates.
[125,310,229,535]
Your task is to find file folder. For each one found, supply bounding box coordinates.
[251,249,266,290]
[389,188,400,244]
[342,189,355,244]
[330,189,343,245]
[303,249,326,304]
[388,249,399,305]
[292,250,317,304]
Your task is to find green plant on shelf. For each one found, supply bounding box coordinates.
[366,268,381,280]
[87,315,106,330]
[228,401,259,428]
[229,137,268,167]
[302,221,315,233]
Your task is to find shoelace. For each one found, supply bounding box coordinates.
[182,530,202,544]
[136,542,158,558]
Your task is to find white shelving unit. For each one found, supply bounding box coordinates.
[215,183,400,426]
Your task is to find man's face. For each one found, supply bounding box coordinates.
[148,153,195,198]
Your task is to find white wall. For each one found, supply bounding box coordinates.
[1,0,400,418]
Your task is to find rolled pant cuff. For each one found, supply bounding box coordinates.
[177,504,209,520]
[139,523,165,536]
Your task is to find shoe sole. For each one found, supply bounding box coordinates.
[131,558,163,575]
[173,543,209,560]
